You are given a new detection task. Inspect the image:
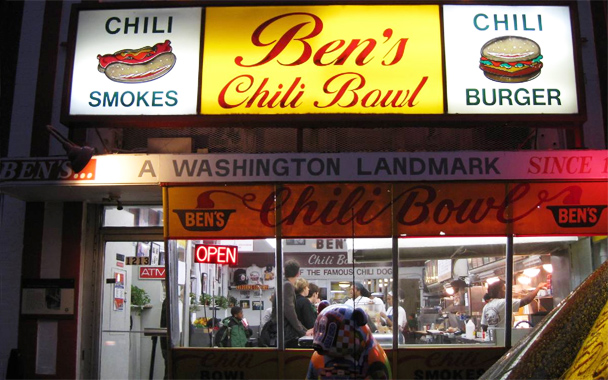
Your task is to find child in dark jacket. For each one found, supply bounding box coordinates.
[217,306,252,347]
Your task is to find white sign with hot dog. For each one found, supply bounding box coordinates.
[443,5,578,114]
[69,7,202,115]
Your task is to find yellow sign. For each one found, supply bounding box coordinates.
[201,5,443,114]
[561,299,608,380]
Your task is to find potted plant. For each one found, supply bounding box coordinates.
[131,285,151,315]
[199,293,213,306]
[188,293,196,312]
[213,295,230,309]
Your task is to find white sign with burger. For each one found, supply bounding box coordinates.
[443,5,578,114]
[69,7,202,115]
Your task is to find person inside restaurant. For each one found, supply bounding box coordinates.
[296,280,319,330]
[481,279,548,331]
[378,289,407,343]
[344,282,373,308]
[283,260,313,348]
[344,282,381,334]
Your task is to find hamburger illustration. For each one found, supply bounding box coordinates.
[479,36,543,83]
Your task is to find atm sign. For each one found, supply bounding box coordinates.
[139,267,166,280]
[194,244,238,265]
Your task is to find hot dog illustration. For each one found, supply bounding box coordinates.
[97,40,176,83]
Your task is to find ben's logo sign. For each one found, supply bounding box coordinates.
[0,158,96,181]
[547,206,606,228]
[173,191,235,231]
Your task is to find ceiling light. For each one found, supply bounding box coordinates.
[341,236,579,250]
[397,236,578,248]
[523,268,541,277]
[543,264,553,273]
[486,277,500,285]
[517,275,531,285]
[338,282,350,289]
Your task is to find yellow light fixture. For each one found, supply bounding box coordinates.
[338,282,350,289]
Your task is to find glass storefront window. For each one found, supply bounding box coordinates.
[164,234,599,351]
[174,237,396,349]
[282,238,393,349]
[397,237,507,346]
[176,239,276,348]
[103,206,163,227]
[397,236,585,347]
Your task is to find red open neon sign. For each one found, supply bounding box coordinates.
[194,244,238,265]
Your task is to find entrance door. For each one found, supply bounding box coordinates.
[100,240,166,380]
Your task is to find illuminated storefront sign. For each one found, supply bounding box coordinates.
[443,5,577,114]
[1,151,606,184]
[194,244,238,265]
[69,7,202,115]
[65,3,578,119]
[166,182,608,238]
[201,5,444,114]
[158,151,608,183]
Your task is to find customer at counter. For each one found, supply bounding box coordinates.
[283,260,313,348]
[296,278,318,329]
[481,280,548,330]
